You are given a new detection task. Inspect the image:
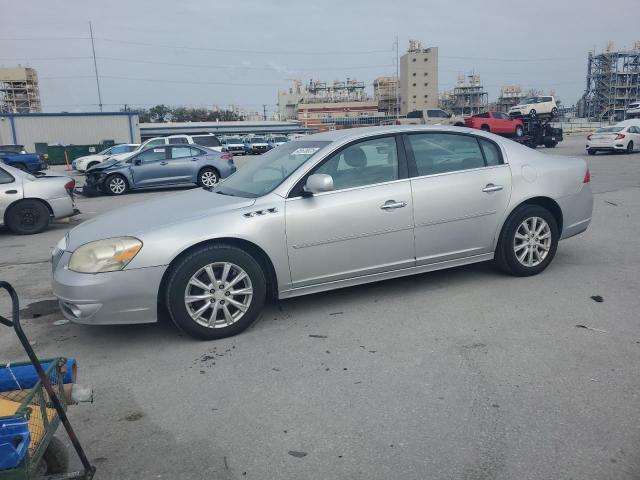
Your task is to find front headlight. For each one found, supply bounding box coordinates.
[69,237,142,273]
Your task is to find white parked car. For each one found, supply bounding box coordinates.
[625,100,640,118]
[72,144,139,172]
[509,96,558,118]
[586,124,640,155]
[0,163,76,234]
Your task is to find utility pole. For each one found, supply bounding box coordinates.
[394,35,400,119]
[262,104,267,121]
[89,21,103,112]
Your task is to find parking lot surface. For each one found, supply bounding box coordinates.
[1,134,640,479]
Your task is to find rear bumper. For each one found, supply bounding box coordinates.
[52,252,166,325]
[48,196,75,219]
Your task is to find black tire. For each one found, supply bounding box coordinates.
[627,141,634,154]
[494,204,559,277]
[544,142,558,148]
[529,109,537,118]
[515,125,524,137]
[5,199,50,235]
[41,436,69,475]
[454,122,465,127]
[165,244,267,340]
[551,107,558,117]
[197,167,219,188]
[480,124,490,132]
[587,149,596,156]
[104,174,128,196]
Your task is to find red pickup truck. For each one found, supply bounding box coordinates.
[464,111,524,137]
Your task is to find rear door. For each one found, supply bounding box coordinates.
[492,112,512,134]
[164,146,201,184]
[406,132,512,265]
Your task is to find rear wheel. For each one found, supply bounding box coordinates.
[165,244,267,340]
[529,109,537,118]
[104,174,128,195]
[515,125,524,137]
[495,204,559,277]
[627,141,634,153]
[551,107,558,117]
[544,142,558,148]
[197,167,219,188]
[587,149,596,155]
[5,199,50,235]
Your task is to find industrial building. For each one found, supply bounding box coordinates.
[495,85,523,113]
[373,76,399,115]
[0,112,140,152]
[582,42,640,120]
[440,74,488,116]
[0,67,42,113]
[399,41,438,115]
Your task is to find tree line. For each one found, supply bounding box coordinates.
[121,105,244,123]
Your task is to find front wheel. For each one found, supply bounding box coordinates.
[495,204,559,277]
[197,167,219,188]
[5,199,50,235]
[165,244,267,340]
[515,125,524,137]
[551,107,558,117]
[480,125,490,132]
[529,109,537,118]
[104,174,128,195]
[544,142,558,148]
[587,149,596,156]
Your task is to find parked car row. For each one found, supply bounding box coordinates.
[221,134,291,155]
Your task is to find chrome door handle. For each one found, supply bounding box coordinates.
[380,200,407,210]
[482,183,503,193]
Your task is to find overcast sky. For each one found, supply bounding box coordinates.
[3,0,639,115]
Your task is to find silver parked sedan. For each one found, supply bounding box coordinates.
[52,126,593,339]
[1,164,76,234]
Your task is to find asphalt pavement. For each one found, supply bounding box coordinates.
[1,134,639,479]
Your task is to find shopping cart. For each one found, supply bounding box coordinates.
[0,281,95,480]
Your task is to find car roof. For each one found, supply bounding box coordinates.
[302,125,482,142]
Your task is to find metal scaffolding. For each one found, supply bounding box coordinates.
[0,67,42,113]
[441,74,488,115]
[583,43,640,120]
[496,85,523,113]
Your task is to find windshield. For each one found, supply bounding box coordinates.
[215,140,330,198]
[226,137,243,144]
[250,137,266,143]
[596,126,624,133]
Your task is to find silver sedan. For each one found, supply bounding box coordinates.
[52,126,593,340]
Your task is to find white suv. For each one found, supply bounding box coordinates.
[109,134,223,162]
[509,96,558,118]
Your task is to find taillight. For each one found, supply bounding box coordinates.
[64,179,76,192]
[583,168,591,183]
[221,154,233,160]
[615,134,625,140]
[587,134,592,140]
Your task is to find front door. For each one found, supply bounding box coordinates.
[285,136,415,288]
[130,147,170,187]
[406,132,512,265]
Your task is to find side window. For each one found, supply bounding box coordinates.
[494,112,509,119]
[169,137,188,144]
[0,167,14,184]
[146,139,165,147]
[479,139,503,166]
[137,147,167,163]
[477,112,490,118]
[190,147,203,157]
[542,97,553,102]
[171,146,193,159]
[313,137,399,191]
[110,145,127,154]
[408,133,485,176]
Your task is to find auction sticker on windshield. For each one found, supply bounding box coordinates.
[291,147,320,155]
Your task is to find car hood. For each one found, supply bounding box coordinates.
[87,158,126,172]
[65,188,256,250]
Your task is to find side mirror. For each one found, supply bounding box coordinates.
[134,158,142,166]
[303,174,334,195]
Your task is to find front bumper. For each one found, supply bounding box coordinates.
[52,251,166,325]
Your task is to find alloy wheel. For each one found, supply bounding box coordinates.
[183,262,253,328]
[513,216,552,267]
[200,170,218,187]
[109,177,126,194]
